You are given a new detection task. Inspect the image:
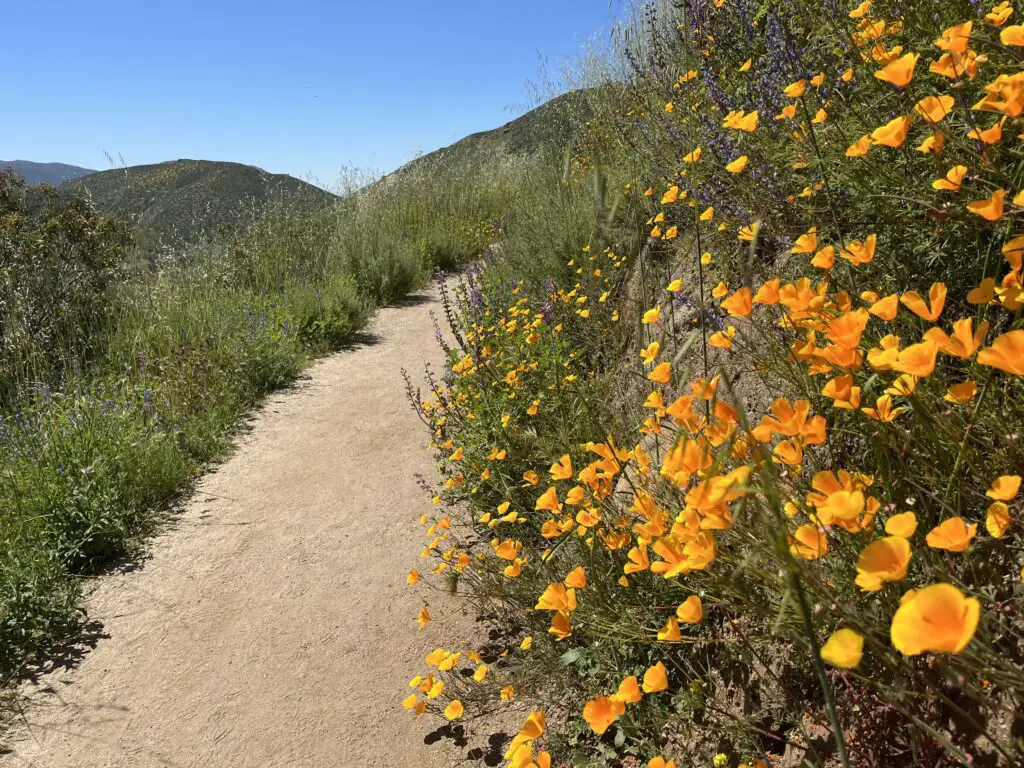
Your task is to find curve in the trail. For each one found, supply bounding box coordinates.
[5,290,505,768]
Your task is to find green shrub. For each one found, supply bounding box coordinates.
[0,170,134,404]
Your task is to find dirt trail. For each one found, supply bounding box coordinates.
[5,290,499,768]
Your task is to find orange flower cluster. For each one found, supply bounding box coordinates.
[405,1,1024,764]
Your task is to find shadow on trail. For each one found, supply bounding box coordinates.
[425,722,510,767]
[385,291,433,309]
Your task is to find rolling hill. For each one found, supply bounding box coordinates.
[60,159,340,251]
[3,160,96,186]
[389,88,595,179]
[27,89,592,252]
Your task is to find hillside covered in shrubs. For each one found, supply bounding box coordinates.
[404,1,1024,766]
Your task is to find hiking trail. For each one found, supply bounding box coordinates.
[5,289,504,767]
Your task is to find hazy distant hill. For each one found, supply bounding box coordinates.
[3,160,96,186]
[61,159,339,251]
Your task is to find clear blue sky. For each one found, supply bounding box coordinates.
[4,1,620,188]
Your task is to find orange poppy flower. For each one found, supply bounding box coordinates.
[856,535,911,591]
[789,524,828,559]
[914,94,955,123]
[944,379,977,404]
[885,511,918,537]
[642,661,669,692]
[874,52,919,87]
[840,234,877,265]
[676,595,703,623]
[926,517,977,551]
[870,116,911,147]
[890,583,980,655]
[932,165,967,191]
[986,474,1021,501]
[820,628,864,668]
[582,695,624,734]
[986,502,1011,538]
[721,287,753,317]
[977,330,1024,373]
[900,283,946,321]
[893,340,939,377]
[935,20,973,53]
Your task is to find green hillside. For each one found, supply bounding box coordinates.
[47,93,589,253]
[389,88,593,179]
[60,159,339,251]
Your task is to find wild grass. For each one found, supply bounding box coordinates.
[0,154,522,678]
[406,1,1024,766]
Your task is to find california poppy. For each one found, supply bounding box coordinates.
[914,94,955,123]
[874,52,919,87]
[563,566,587,588]
[885,511,918,537]
[582,695,624,734]
[986,474,1021,501]
[926,516,977,551]
[932,165,967,191]
[856,536,911,591]
[820,628,864,668]
[894,340,939,377]
[901,283,946,321]
[611,675,643,704]
[648,362,672,384]
[977,330,1024,373]
[840,234,877,265]
[789,524,828,559]
[721,287,753,317]
[642,661,669,692]
[676,595,703,623]
[784,79,807,97]
[869,293,899,320]
[944,379,977,403]
[871,116,911,148]
[935,21,973,53]
[658,616,682,641]
[982,502,1011,541]
[890,583,980,655]
[726,155,749,173]
[1001,24,1024,45]
[791,227,818,254]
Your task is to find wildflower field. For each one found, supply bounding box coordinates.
[405,1,1024,765]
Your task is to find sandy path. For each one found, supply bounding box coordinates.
[4,291,498,768]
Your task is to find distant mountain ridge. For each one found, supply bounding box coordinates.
[3,160,96,186]
[60,159,339,251]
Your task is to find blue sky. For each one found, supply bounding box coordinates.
[4,1,620,187]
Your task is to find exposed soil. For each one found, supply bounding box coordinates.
[3,290,504,767]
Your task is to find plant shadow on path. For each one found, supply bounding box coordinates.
[385,291,434,309]
[424,722,510,767]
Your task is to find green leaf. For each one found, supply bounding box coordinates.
[559,648,583,666]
